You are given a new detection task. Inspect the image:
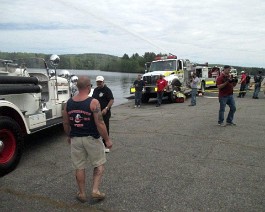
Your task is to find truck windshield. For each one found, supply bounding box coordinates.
[150,60,176,72]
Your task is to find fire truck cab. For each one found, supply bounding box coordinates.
[130,55,193,103]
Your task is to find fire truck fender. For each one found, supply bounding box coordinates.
[0,100,30,134]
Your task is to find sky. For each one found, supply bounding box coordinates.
[1,0,265,68]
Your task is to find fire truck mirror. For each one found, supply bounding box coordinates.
[50,54,60,67]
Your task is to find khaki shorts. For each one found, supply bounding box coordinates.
[71,136,106,169]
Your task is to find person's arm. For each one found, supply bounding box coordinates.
[102,88,114,114]
[164,79,168,90]
[106,99,114,109]
[243,75,247,82]
[102,98,114,115]
[217,77,229,90]
[62,103,71,144]
[240,75,246,84]
[91,99,113,149]
[218,81,229,89]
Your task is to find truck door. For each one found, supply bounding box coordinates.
[180,60,189,81]
[195,67,202,78]
[177,60,183,71]
[144,62,151,73]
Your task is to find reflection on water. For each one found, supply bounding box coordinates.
[29,69,139,107]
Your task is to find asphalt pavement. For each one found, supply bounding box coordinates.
[1,88,265,212]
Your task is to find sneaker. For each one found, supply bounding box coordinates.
[138,105,141,108]
[104,148,110,153]
[226,122,236,126]
[134,105,137,108]
[218,123,226,127]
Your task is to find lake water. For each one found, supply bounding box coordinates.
[28,69,139,107]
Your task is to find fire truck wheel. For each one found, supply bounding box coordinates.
[0,116,24,176]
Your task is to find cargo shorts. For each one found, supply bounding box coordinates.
[71,136,106,169]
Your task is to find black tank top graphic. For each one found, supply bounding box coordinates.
[66,97,100,138]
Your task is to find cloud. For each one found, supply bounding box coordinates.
[0,0,265,67]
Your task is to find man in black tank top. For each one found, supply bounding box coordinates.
[63,76,112,202]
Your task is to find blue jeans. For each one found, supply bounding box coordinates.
[157,91,163,105]
[245,83,250,92]
[191,88,198,105]
[253,84,261,98]
[218,95,236,124]
[135,91,142,106]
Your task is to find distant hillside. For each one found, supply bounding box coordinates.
[59,53,120,70]
[0,51,120,70]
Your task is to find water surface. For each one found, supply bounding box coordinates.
[29,69,139,107]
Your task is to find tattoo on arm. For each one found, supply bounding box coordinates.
[98,112,104,121]
[93,104,104,121]
[92,105,101,113]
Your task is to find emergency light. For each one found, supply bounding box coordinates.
[155,55,177,60]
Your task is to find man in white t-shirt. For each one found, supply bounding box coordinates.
[189,73,200,106]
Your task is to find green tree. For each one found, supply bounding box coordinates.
[122,53,130,60]
[143,52,156,63]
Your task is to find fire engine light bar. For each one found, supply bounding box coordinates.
[155,55,177,60]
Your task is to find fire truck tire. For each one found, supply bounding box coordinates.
[141,94,149,103]
[0,116,24,176]
[171,79,182,88]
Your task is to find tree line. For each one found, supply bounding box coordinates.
[0,51,264,75]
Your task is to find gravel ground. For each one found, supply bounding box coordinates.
[1,88,265,212]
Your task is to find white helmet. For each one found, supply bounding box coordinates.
[71,75,78,82]
[60,70,70,78]
[49,69,55,77]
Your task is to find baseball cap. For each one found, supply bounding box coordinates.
[241,71,245,73]
[96,76,104,81]
[223,65,231,69]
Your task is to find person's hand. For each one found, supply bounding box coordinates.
[223,77,229,83]
[102,108,107,115]
[105,139,113,149]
